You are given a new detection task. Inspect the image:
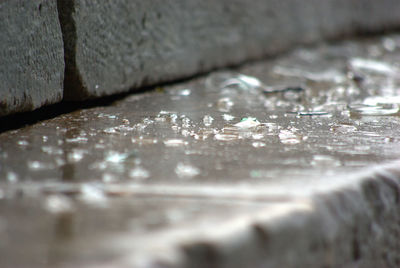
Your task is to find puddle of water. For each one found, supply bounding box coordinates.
[4,35,400,268]
[3,33,400,201]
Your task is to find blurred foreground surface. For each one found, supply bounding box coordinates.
[1,34,400,267]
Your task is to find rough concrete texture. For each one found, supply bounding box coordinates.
[1,34,400,267]
[59,0,400,100]
[0,0,64,116]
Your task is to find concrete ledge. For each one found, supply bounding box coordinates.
[60,0,400,100]
[106,163,400,268]
[1,27,400,266]
[0,0,64,116]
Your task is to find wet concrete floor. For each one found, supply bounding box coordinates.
[1,34,400,267]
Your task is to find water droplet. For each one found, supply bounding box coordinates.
[67,149,86,163]
[164,139,188,147]
[217,97,234,112]
[155,116,166,123]
[203,115,214,127]
[349,103,399,116]
[278,130,301,145]
[252,141,266,148]
[273,66,345,83]
[7,172,18,183]
[251,133,265,140]
[129,167,150,180]
[354,145,371,151]
[79,184,107,207]
[166,114,177,124]
[41,146,63,155]
[28,161,53,170]
[250,169,269,178]
[220,74,263,91]
[89,161,107,171]
[133,123,147,132]
[384,137,395,143]
[142,118,154,125]
[234,117,261,129]
[102,173,118,183]
[288,111,331,117]
[311,155,341,167]
[330,124,357,133]
[382,37,397,52]
[44,195,74,214]
[282,90,303,102]
[98,113,117,119]
[349,58,396,75]
[171,124,181,132]
[105,151,128,163]
[182,117,191,128]
[222,114,235,121]
[131,137,158,145]
[17,140,29,146]
[65,137,88,143]
[214,133,239,141]
[155,111,178,123]
[55,157,66,167]
[0,151,8,159]
[170,88,192,96]
[175,163,200,179]
[165,209,185,223]
[205,71,238,92]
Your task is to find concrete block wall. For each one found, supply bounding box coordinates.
[0,0,64,116]
[1,0,400,116]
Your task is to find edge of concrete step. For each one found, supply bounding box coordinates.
[80,161,399,268]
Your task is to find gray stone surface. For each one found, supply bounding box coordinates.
[0,0,64,116]
[1,34,400,267]
[60,0,400,100]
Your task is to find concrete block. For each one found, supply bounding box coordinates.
[0,0,64,116]
[59,0,400,100]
